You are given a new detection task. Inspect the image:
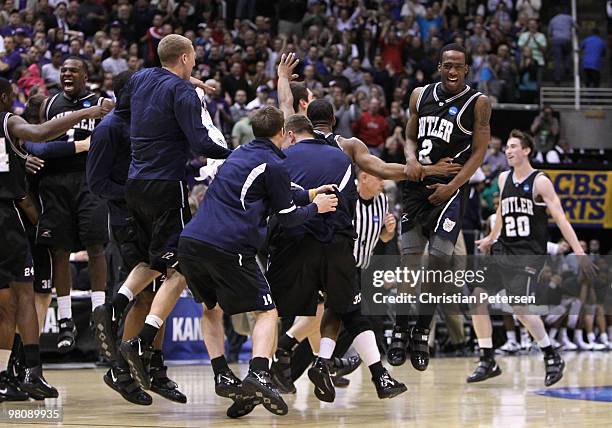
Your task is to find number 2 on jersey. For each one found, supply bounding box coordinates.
[418,139,433,164]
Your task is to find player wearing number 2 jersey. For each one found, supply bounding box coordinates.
[469,129,596,387]
[388,43,491,371]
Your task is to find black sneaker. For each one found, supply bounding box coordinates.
[215,370,243,399]
[7,345,25,382]
[387,326,409,366]
[332,355,361,377]
[544,352,565,387]
[242,369,288,416]
[150,365,187,403]
[467,357,502,383]
[331,375,350,388]
[0,371,29,402]
[307,357,335,403]
[409,327,430,371]
[93,303,119,362]
[271,348,296,394]
[226,395,262,419]
[372,369,407,399]
[57,318,77,353]
[103,366,152,406]
[20,366,58,400]
[119,337,151,390]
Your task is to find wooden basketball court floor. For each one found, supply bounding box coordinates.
[3,352,610,427]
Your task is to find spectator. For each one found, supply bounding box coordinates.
[381,126,406,164]
[352,98,389,156]
[356,70,386,106]
[42,49,62,91]
[230,89,249,123]
[101,40,128,76]
[580,28,606,88]
[548,7,574,84]
[401,0,426,18]
[466,23,491,53]
[231,110,255,148]
[518,19,547,67]
[483,136,508,176]
[1,9,23,37]
[516,0,541,19]
[518,46,539,103]
[531,105,563,163]
[329,86,353,138]
[222,62,252,100]
[379,20,407,75]
[51,1,70,32]
[302,64,323,96]
[278,0,307,38]
[342,57,365,89]
[0,36,22,79]
[416,5,445,42]
[246,85,269,111]
[494,43,518,102]
[204,79,233,137]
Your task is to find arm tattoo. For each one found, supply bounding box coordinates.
[477,96,491,128]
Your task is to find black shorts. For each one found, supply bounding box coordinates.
[267,233,360,317]
[0,200,34,288]
[400,182,467,247]
[477,242,543,302]
[37,172,109,250]
[110,222,160,293]
[125,179,191,275]
[178,237,275,315]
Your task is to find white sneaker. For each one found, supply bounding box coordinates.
[550,338,562,349]
[496,340,520,354]
[575,340,593,351]
[561,339,578,351]
[589,341,606,351]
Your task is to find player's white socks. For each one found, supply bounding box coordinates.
[608,326,612,339]
[90,291,105,312]
[587,332,597,344]
[318,338,336,359]
[145,314,164,329]
[57,295,72,320]
[351,330,380,366]
[549,328,558,340]
[506,330,517,343]
[0,349,10,371]
[118,285,134,301]
[536,335,551,349]
[478,338,493,349]
[560,328,569,341]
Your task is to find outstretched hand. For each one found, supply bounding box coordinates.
[277,52,300,80]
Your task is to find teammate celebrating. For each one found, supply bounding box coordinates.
[36,57,113,353]
[388,43,491,370]
[0,77,110,400]
[179,106,338,417]
[470,130,595,386]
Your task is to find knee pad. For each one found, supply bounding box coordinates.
[428,235,455,260]
[340,310,372,339]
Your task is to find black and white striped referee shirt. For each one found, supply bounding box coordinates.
[353,193,388,269]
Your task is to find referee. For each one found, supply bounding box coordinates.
[353,170,396,270]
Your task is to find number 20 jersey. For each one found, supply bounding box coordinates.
[498,170,548,255]
[413,83,481,185]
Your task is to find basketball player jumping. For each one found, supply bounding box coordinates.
[471,130,596,386]
[388,43,491,371]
